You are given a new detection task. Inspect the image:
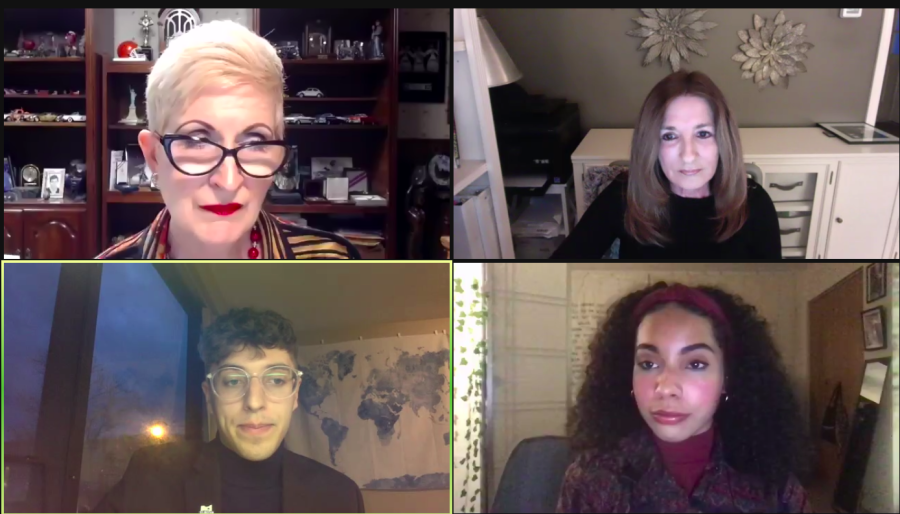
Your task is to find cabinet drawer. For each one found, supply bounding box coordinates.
[764,172,818,202]
[777,211,811,248]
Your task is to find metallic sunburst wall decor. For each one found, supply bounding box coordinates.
[626,9,717,72]
[732,11,814,89]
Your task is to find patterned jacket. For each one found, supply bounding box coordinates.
[96,208,360,259]
[557,426,813,513]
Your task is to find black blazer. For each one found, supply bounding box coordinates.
[91,439,365,513]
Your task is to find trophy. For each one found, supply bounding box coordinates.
[136,11,154,60]
[370,20,385,60]
[119,86,143,125]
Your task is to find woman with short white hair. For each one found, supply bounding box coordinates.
[97,20,359,259]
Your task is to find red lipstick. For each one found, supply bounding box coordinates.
[200,203,242,216]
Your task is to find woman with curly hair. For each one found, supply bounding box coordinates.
[557,282,813,513]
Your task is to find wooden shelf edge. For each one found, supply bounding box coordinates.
[280,59,387,65]
[4,94,86,99]
[107,61,154,73]
[4,122,86,127]
[106,191,163,204]
[108,124,147,130]
[284,97,378,102]
[265,204,388,214]
[285,125,386,130]
[4,57,85,63]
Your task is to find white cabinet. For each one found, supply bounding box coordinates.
[823,159,900,259]
[570,128,899,259]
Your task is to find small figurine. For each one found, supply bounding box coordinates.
[119,87,142,125]
[370,20,384,60]
[65,31,78,57]
[353,40,366,60]
[77,34,86,57]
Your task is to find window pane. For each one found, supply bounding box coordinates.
[3,263,61,512]
[76,264,188,512]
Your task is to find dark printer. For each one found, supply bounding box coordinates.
[490,82,581,193]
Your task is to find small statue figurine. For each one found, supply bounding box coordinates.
[120,86,142,125]
[370,20,384,60]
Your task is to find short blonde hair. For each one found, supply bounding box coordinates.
[146,20,285,137]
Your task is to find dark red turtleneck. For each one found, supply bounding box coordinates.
[651,424,715,495]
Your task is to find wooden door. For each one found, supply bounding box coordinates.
[826,161,899,258]
[808,269,864,494]
[23,210,83,260]
[4,210,24,257]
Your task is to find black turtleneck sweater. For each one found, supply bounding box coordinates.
[216,437,285,513]
[551,176,782,259]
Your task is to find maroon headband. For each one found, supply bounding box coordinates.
[631,284,731,337]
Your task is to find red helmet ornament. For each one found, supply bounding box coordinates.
[117,41,139,58]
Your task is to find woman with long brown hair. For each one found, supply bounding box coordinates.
[552,71,780,259]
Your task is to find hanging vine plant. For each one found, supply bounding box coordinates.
[454,276,488,513]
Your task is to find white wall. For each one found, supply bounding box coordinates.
[110,8,252,56]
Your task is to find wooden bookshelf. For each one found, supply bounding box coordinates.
[2,8,99,259]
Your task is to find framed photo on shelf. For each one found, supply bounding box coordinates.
[816,122,900,144]
[866,263,887,303]
[41,168,65,200]
[861,306,886,351]
[398,31,447,103]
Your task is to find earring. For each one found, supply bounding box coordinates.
[630,389,634,398]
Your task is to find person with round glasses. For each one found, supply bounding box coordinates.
[96,21,359,259]
[92,308,364,513]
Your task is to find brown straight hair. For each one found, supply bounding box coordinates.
[625,70,748,246]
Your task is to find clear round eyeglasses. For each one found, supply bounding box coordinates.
[206,365,303,401]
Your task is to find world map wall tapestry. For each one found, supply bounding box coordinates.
[290,333,450,490]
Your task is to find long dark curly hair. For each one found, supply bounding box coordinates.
[568,281,812,492]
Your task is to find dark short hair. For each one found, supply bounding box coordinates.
[198,307,299,371]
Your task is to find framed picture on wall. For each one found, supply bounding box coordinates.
[866,263,886,303]
[398,31,447,103]
[861,307,886,351]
